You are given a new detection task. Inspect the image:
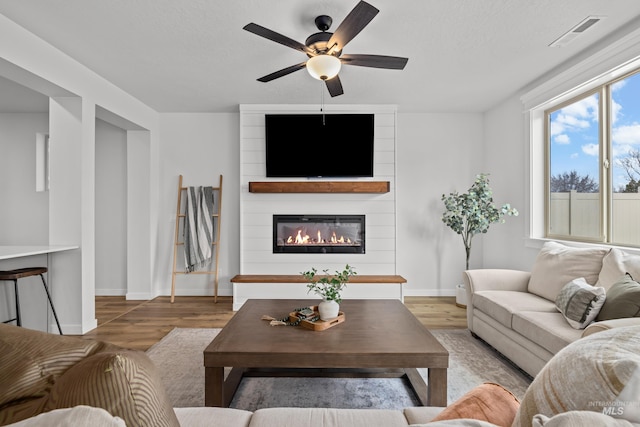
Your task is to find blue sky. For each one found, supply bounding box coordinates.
[550,71,640,190]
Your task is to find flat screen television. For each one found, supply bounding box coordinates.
[265,113,375,178]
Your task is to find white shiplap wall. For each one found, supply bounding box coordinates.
[239,104,397,276]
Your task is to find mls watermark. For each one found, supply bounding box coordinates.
[588,400,640,416]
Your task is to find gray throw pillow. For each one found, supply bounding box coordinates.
[597,273,640,321]
[555,277,606,329]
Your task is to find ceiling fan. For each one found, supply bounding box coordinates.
[243,0,408,97]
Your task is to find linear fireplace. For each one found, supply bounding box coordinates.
[273,215,365,254]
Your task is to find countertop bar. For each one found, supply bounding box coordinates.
[0,245,79,260]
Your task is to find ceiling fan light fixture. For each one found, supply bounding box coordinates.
[306,55,341,80]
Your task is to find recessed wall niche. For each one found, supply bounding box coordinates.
[35,132,49,192]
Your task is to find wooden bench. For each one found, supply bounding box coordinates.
[230,274,406,311]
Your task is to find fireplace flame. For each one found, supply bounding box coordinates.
[294,230,311,244]
[283,228,355,246]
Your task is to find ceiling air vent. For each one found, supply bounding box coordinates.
[549,16,605,48]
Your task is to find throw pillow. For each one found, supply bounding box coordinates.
[555,277,606,329]
[596,273,640,321]
[0,323,117,424]
[430,382,520,427]
[512,325,640,427]
[528,242,608,302]
[597,248,640,291]
[43,350,180,427]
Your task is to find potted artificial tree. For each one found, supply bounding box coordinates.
[302,264,356,320]
[441,174,518,305]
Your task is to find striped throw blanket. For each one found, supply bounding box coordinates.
[184,186,215,272]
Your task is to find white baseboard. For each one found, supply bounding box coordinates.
[95,289,126,296]
[58,318,97,335]
[403,288,456,297]
[126,292,153,300]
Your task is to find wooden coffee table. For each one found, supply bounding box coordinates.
[204,299,449,407]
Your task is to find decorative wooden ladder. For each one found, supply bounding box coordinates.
[171,174,223,303]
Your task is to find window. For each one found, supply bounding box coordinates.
[545,70,640,246]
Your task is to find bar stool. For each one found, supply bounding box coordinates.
[0,267,63,335]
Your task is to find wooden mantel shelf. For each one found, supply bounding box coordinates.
[248,181,390,194]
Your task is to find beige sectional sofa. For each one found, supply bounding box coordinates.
[0,322,453,427]
[465,241,640,377]
[3,291,640,426]
[6,324,640,427]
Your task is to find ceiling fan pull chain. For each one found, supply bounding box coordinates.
[320,81,326,125]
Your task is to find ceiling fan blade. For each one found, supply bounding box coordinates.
[327,1,379,53]
[257,62,307,82]
[243,23,313,55]
[325,75,344,97]
[340,54,408,70]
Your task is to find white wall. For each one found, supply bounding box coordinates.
[0,113,49,244]
[95,119,127,295]
[396,113,485,295]
[482,96,538,271]
[153,110,488,299]
[156,113,240,297]
[0,113,50,330]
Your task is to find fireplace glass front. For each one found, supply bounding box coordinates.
[273,215,365,254]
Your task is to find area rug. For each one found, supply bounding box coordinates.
[146,328,532,410]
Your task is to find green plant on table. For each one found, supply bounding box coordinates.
[441,173,518,270]
[301,264,356,304]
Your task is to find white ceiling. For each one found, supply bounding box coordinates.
[1,0,640,114]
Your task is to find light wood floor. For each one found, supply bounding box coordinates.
[79,296,468,351]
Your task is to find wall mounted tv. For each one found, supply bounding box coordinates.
[265,113,375,178]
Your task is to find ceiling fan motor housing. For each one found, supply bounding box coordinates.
[305,31,341,56]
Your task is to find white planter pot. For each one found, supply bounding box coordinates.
[456,283,467,308]
[318,299,340,320]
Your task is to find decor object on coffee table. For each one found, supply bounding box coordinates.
[302,264,356,320]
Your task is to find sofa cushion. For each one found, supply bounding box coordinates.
[532,411,635,427]
[597,273,640,321]
[583,317,640,337]
[597,248,640,291]
[43,350,180,427]
[249,407,409,427]
[5,406,126,427]
[528,242,608,302]
[429,382,519,427]
[554,277,606,329]
[473,291,556,329]
[511,311,582,355]
[403,407,445,424]
[173,407,253,427]
[512,325,640,427]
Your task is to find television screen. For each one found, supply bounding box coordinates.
[265,114,375,178]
